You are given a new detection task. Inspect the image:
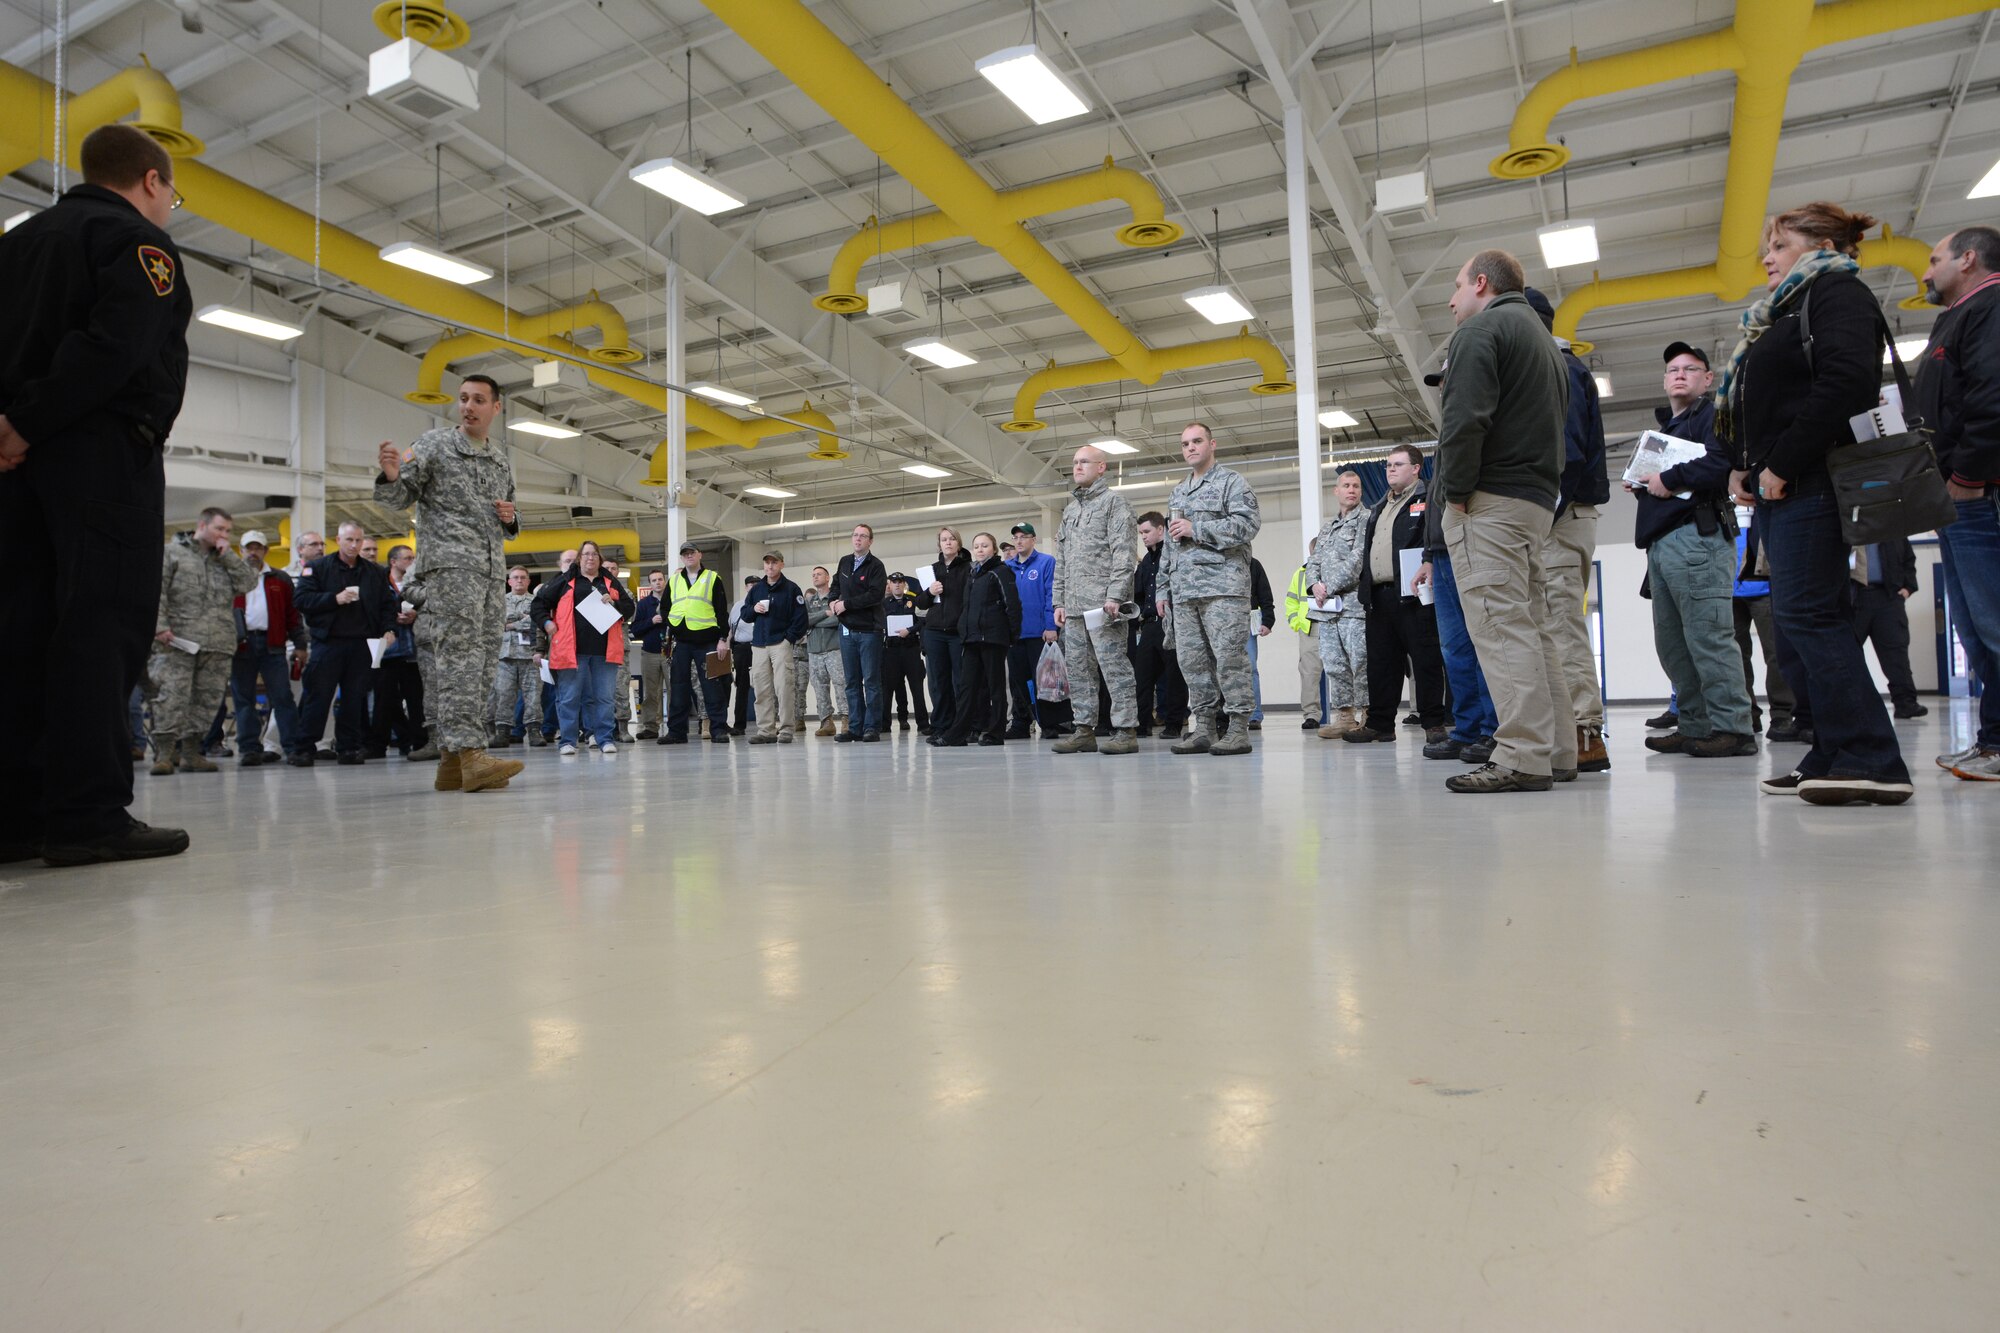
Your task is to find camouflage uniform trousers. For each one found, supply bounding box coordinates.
[808,647,847,718]
[412,568,504,752]
[1315,617,1369,711]
[791,641,809,723]
[148,647,233,747]
[491,657,539,731]
[1171,595,1255,720]
[1061,614,1137,730]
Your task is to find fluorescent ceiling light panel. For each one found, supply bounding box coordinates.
[195,304,304,341]
[1537,220,1600,269]
[1090,437,1139,455]
[4,208,34,232]
[903,338,976,369]
[1318,409,1359,429]
[1593,374,1614,399]
[745,485,796,499]
[1970,159,2000,199]
[974,45,1089,124]
[1183,284,1253,325]
[628,157,747,216]
[510,418,581,439]
[1887,336,1930,364]
[902,463,952,479]
[690,382,758,408]
[379,240,492,285]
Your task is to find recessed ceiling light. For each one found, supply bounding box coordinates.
[1537,220,1600,269]
[1886,336,1930,364]
[379,240,492,285]
[1318,409,1359,430]
[629,157,747,216]
[195,304,304,341]
[4,208,35,232]
[903,463,951,479]
[1090,437,1139,455]
[745,484,796,499]
[902,338,976,369]
[690,382,758,408]
[511,418,581,439]
[974,45,1089,125]
[1183,284,1253,325]
[1970,159,2000,199]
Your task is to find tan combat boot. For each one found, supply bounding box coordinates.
[434,749,464,791]
[1170,721,1213,755]
[815,717,836,738]
[1317,707,1357,740]
[177,741,218,773]
[834,718,848,737]
[1209,716,1253,756]
[1051,726,1097,754]
[458,748,524,793]
[1577,725,1611,773]
[1097,727,1138,755]
[150,736,178,777]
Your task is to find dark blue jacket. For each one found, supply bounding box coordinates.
[1634,397,1734,550]
[1558,348,1610,514]
[743,575,809,646]
[633,591,668,653]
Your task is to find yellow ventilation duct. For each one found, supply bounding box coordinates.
[817,159,1180,313]
[1490,0,1988,350]
[1007,332,1293,433]
[700,0,1291,407]
[647,401,844,486]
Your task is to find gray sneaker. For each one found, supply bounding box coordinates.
[1937,743,1985,771]
[1948,749,2000,782]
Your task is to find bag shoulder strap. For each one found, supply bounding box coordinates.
[1797,281,1921,423]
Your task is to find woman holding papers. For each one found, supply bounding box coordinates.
[930,533,1020,748]
[915,527,972,738]
[531,540,635,756]
[1720,200,1912,806]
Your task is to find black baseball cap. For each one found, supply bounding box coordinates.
[889,571,909,582]
[1011,522,1035,536]
[678,541,699,554]
[1522,286,1557,330]
[1663,341,1710,368]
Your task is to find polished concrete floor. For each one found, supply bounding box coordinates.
[2,703,1996,1331]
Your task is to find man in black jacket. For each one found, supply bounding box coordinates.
[1849,538,1925,718]
[744,552,810,744]
[1129,513,1189,737]
[0,126,194,866]
[831,524,889,740]
[880,573,930,731]
[1349,445,1448,744]
[1634,344,1758,759]
[294,522,399,764]
[1917,226,2000,780]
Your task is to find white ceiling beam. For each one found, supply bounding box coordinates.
[1,0,146,66]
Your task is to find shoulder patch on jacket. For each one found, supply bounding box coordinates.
[138,245,176,296]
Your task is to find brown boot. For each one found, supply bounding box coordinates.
[458,748,524,793]
[150,736,178,777]
[815,718,835,738]
[177,742,218,773]
[434,749,464,791]
[1317,707,1356,740]
[1577,725,1611,773]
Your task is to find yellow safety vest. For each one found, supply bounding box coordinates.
[669,567,719,631]
[1285,564,1312,634]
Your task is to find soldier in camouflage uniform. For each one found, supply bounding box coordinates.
[1305,468,1371,738]
[490,564,545,747]
[803,567,848,736]
[1051,445,1141,755]
[374,374,525,793]
[149,507,258,774]
[1155,422,1263,756]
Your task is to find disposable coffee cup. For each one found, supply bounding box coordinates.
[1416,581,1435,606]
[756,600,770,613]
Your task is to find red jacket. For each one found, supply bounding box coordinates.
[234,568,305,653]
[535,570,633,670]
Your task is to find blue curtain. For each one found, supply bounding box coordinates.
[1343,456,1435,508]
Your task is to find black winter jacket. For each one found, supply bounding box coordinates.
[1733,269,1887,493]
[914,547,973,635]
[831,552,887,632]
[959,555,1021,645]
[1634,397,1735,550]
[1559,348,1610,513]
[295,554,397,642]
[1913,277,2000,487]
[1360,481,1433,599]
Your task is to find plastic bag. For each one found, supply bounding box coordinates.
[1035,642,1070,702]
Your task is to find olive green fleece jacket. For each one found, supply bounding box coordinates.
[1436,290,1569,511]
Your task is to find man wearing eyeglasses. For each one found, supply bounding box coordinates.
[0,124,195,867]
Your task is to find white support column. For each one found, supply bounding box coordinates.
[1286,103,1322,550]
[664,257,688,560]
[290,359,327,564]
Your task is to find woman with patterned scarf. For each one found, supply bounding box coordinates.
[1717,201,1913,807]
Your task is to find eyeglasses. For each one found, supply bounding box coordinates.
[171,190,184,211]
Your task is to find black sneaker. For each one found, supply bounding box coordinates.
[1759,770,1805,795]
[1766,722,1801,742]
[861,731,882,743]
[42,819,190,867]
[286,751,314,767]
[1423,736,1466,760]
[1644,731,1686,754]
[1798,776,1915,806]
[834,730,857,743]
[336,752,365,765]
[1402,712,1421,727]
[1300,717,1319,730]
[1343,726,1396,744]
[239,749,264,767]
[978,734,1005,746]
[315,748,337,761]
[710,732,731,745]
[1894,701,1930,719]
[1644,709,1678,730]
[1462,737,1497,764]
[1684,731,1758,758]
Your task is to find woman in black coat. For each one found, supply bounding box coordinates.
[915,527,973,737]
[930,533,1019,747]
[1720,200,1911,805]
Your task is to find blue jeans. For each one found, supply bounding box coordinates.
[128,685,147,750]
[1763,490,1909,781]
[1939,495,2000,748]
[1430,552,1498,743]
[555,656,620,746]
[232,646,300,753]
[840,629,886,733]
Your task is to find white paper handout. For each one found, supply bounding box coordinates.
[912,564,936,591]
[1622,430,1708,496]
[1397,548,1422,598]
[167,635,201,654]
[886,614,915,634]
[539,660,555,685]
[1082,607,1106,631]
[368,637,389,668]
[1849,400,1907,443]
[1309,594,1343,617]
[577,589,623,634]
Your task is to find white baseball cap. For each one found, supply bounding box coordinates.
[239,530,270,548]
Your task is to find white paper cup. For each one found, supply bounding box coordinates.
[1416,581,1435,606]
